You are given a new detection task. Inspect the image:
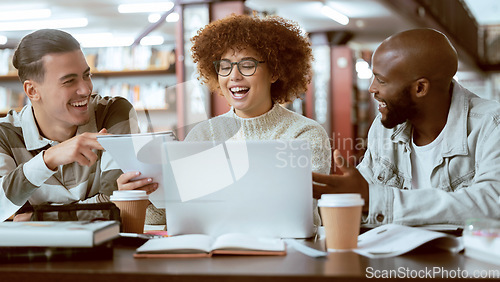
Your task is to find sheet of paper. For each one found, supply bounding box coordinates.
[97,131,176,208]
[353,224,462,258]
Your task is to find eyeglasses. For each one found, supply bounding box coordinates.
[213,59,265,77]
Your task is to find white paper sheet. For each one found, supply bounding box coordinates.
[354,224,463,258]
[97,131,176,208]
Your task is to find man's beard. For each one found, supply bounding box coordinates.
[381,85,417,129]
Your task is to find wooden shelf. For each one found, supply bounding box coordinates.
[92,68,175,77]
[0,74,19,82]
[0,107,173,115]
[0,107,22,116]
[0,68,175,82]
[135,107,173,111]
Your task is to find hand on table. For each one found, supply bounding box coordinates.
[312,149,369,211]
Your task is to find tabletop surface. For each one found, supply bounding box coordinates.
[0,238,498,282]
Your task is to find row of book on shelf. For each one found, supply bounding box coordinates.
[85,45,175,72]
[0,45,175,76]
[0,87,26,112]
[0,48,16,76]
[0,82,176,113]
[96,82,176,111]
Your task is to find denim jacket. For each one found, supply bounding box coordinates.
[358,81,500,225]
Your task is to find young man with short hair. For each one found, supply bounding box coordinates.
[313,29,500,226]
[0,29,142,221]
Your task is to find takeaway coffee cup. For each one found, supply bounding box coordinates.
[318,194,364,251]
[110,190,149,233]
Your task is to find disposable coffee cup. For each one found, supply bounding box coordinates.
[110,190,149,233]
[318,194,364,251]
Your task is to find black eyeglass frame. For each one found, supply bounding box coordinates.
[213,59,266,77]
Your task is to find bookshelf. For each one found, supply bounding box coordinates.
[91,70,177,112]
[0,69,174,81]
[93,69,174,77]
[0,46,177,118]
[0,68,176,114]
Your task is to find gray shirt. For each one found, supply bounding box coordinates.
[358,81,500,225]
[0,94,139,221]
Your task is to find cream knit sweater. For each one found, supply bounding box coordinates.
[185,103,331,174]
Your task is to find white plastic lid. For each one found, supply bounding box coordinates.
[317,193,364,207]
[110,190,148,201]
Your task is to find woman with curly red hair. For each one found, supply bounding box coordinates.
[186,14,331,176]
[183,14,331,227]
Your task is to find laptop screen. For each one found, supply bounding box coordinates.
[162,140,314,239]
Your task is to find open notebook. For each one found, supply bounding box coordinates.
[134,233,286,258]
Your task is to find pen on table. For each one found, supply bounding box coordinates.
[120,232,163,239]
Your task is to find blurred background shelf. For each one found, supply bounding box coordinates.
[0,0,498,154]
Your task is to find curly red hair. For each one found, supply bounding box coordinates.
[190,14,313,104]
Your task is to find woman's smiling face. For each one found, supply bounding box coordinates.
[218,47,277,118]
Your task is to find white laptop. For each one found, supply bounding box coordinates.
[161,140,314,239]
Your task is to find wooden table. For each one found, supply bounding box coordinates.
[0,239,498,281]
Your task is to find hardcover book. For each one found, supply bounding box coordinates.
[0,242,114,263]
[0,220,120,248]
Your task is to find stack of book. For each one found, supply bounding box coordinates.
[0,220,120,263]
